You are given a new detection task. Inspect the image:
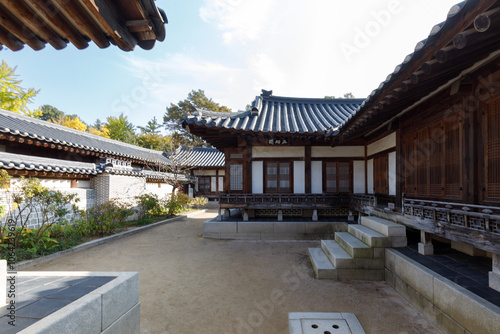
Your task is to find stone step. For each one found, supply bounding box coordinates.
[347,225,392,248]
[321,240,355,269]
[334,232,373,258]
[308,248,336,279]
[321,240,385,270]
[360,216,406,237]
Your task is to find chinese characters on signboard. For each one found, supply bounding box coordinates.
[268,138,289,145]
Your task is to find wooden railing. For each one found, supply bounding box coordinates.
[350,194,377,210]
[403,197,500,235]
[219,193,350,208]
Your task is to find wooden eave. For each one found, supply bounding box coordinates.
[0,0,166,51]
[338,0,500,143]
[5,168,92,179]
[185,124,332,151]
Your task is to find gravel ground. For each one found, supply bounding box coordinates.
[27,210,442,334]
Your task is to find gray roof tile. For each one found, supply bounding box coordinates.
[184,93,363,135]
[0,151,184,180]
[0,109,169,165]
[174,146,225,168]
[0,152,100,175]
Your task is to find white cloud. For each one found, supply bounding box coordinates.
[199,0,275,44]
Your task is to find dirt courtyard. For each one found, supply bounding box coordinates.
[27,210,442,334]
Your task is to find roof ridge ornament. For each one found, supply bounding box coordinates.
[261,89,273,97]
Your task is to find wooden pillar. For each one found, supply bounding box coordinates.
[305,145,311,193]
[395,126,403,206]
[224,150,230,193]
[364,142,368,194]
[245,146,252,193]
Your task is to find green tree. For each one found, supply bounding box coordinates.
[104,114,137,144]
[138,116,162,135]
[39,105,64,122]
[137,133,171,150]
[164,89,231,146]
[0,61,39,114]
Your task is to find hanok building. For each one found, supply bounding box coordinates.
[173,145,225,200]
[183,91,365,220]
[0,110,185,228]
[184,0,500,331]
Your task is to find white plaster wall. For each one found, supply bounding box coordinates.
[367,159,374,194]
[39,179,72,189]
[218,177,224,192]
[77,180,91,188]
[353,161,366,194]
[311,146,364,158]
[389,151,397,196]
[108,175,146,204]
[252,161,264,194]
[367,132,396,156]
[311,161,323,194]
[252,146,305,158]
[211,176,217,192]
[145,183,174,198]
[294,161,305,194]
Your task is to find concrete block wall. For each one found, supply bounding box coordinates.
[385,249,500,334]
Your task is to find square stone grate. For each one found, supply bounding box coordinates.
[289,313,366,334]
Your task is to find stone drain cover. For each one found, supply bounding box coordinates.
[300,319,351,334]
[289,313,366,334]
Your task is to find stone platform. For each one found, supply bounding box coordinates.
[1,271,139,334]
[203,219,349,240]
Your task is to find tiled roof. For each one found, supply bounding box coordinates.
[0,109,169,165]
[0,151,100,175]
[0,151,186,181]
[183,92,363,135]
[174,146,225,168]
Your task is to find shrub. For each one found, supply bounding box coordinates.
[135,193,166,219]
[166,192,191,215]
[0,175,79,249]
[81,200,135,236]
[189,196,208,209]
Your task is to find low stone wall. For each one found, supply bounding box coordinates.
[17,271,140,334]
[204,220,348,240]
[385,249,500,334]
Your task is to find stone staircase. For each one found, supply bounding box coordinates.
[308,216,407,280]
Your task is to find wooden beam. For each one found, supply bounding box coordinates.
[51,0,109,49]
[25,0,89,49]
[0,2,45,50]
[474,6,500,32]
[0,25,24,51]
[79,0,138,51]
[2,0,67,49]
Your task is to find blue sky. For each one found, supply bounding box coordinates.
[1,0,460,129]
